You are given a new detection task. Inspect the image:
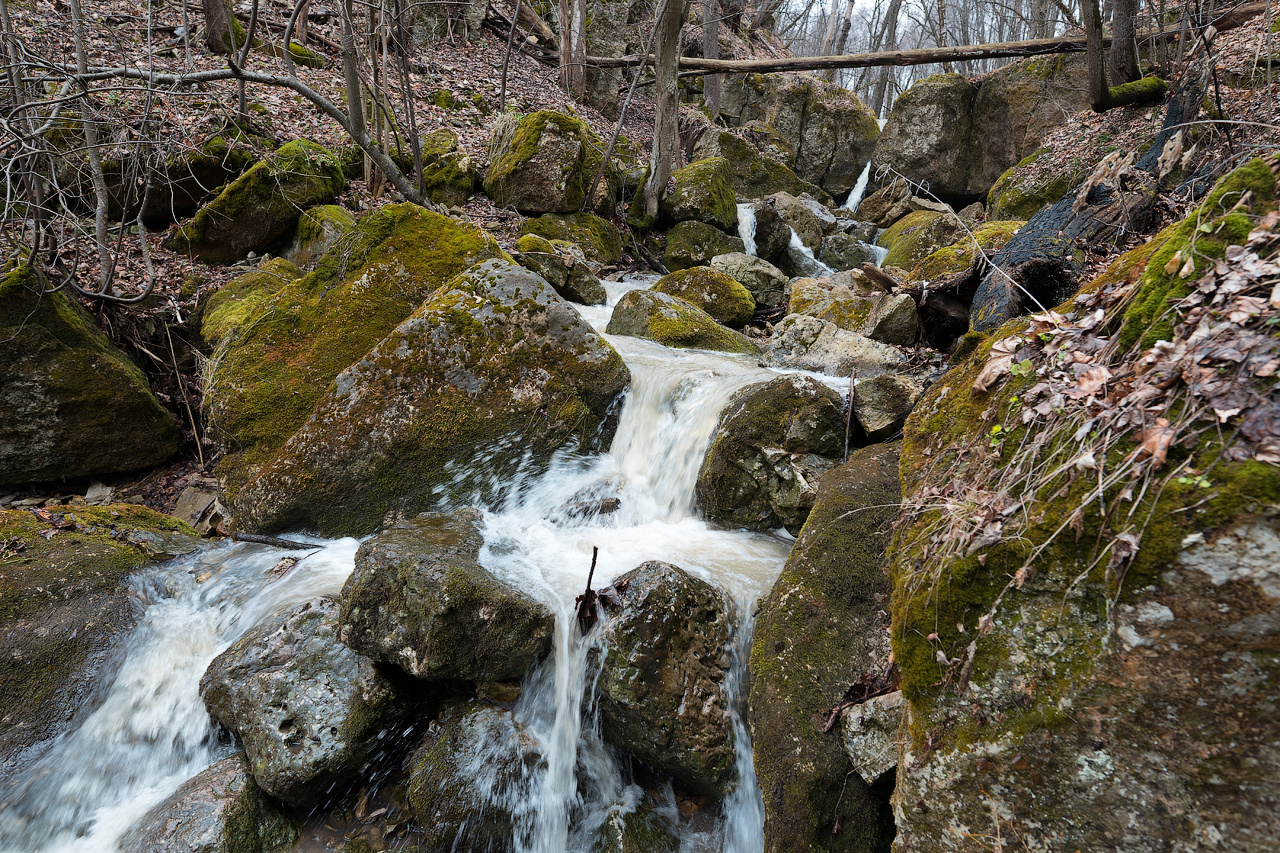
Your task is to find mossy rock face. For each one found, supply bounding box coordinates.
[651,266,755,328]
[875,73,977,200]
[876,209,966,271]
[660,157,738,231]
[119,753,301,853]
[788,277,874,331]
[229,260,629,535]
[519,212,623,264]
[205,203,509,506]
[663,220,745,271]
[0,504,201,773]
[202,258,304,345]
[907,219,1023,284]
[750,442,900,853]
[512,248,607,306]
[696,375,846,533]
[606,289,757,354]
[690,130,832,204]
[0,266,181,485]
[103,134,258,228]
[339,508,554,682]
[417,128,479,207]
[483,110,615,214]
[592,561,736,797]
[888,158,1280,852]
[284,204,355,269]
[986,148,1087,221]
[407,700,539,851]
[166,139,345,264]
[592,805,679,853]
[710,252,789,308]
[200,597,416,808]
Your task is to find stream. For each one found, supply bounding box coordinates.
[0,275,848,853]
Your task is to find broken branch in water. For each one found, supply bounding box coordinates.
[231,531,316,550]
[575,546,600,635]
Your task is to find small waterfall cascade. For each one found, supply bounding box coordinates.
[736,203,758,257]
[788,226,834,276]
[0,281,797,853]
[841,162,872,213]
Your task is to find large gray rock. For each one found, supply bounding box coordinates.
[339,508,555,682]
[691,130,831,203]
[762,192,822,251]
[663,220,744,271]
[852,373,926,441]
[762,315,907,379]
[818,233,876,272]
[606,289,757,354]
[874,74,977,202]
[593,561,736,797]
[119,753,300,853]
[1,266,180,485]
[711,253,790,309]
[861,292,919,347]
[750,201,794,263]
[200,598,413,807]
[661,157,738,231]
[696,375,847,534]
[484,111,614,215]
[228,260,630,535]
[512,234,607,306]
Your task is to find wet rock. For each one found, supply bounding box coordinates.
[841,690,903,785]
[690,130,831,203]
[519,211,623,264]
[663,221,744,272]
[284,204,355,268]
[1,266,181,485]
[200,598,415,807]
[762,315,907,379]
[166,139,345,264]
[660,157,738,231]
[484,110,615,215]
[861,292,919,347]
[0,505,201,775]
[339,508,554,682]
[696,375,846,534]
[651,267,755,328]
[407,700,540,851]
[606,289,757,355]
[593,561,736,798]
[593,803,680,853]
[762,192,822,251]
[877,210,967,271]
[749,201,793,262]
[513,234,607,306]
[788,278,874,331]
[817,233,875,271]
[750,443,900,853]
[852,373,926,441]
[227,260,628,535]
[710,252,789,309]
[776,241,827,279]
[855,178,913,228]
[118,753,301,853]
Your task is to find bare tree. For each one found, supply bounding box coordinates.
[1108,0,1141,84]
[703,0,722,113]
[645,0,684,219]
[1081,0,1111,109]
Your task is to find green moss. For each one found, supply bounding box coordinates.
[660,157,737,230]
[877,210,964,270]
[518,212,622,263]
[987,148,1082,221]
[483,110,613,213]
[202,258,304,344]
[651,266,755,328]
[662,220,745,271]
[514,234,556,254]
[908,220,1023,283]
[605,289,756,354]
[1108,75,1167,103]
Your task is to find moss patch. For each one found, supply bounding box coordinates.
[908,220,1024,283]
[986,148,1086,221]
[660,157,738,231]
[518,212,622,263]
[652,266,755,328]
[606,289,757,354]
[877,210,966,271]
[202,258,304,345]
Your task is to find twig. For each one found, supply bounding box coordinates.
[575,545,600,635]
[231,531,315,550]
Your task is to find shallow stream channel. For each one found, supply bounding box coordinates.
[0,276,851,853]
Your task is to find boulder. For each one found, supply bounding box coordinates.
[762,315,907,378]
[861,292,919,347]
[483,110,615,214]
[0,505,201,775]
[818,233,875,271]
[874,74,977,202]
[696,375,846,534]
[776,240,828,279]
[710,252,789,309]
[200,258,304,346]
[200,598,414,807]
[418,128,479,207]
[986,147,1089,221]
[750,201,794,263]
[788,277,874,331]
[855,178,913,228]
[593,561,736,797]
[105,135,257,228]
[841,690,903,787]
[204,203,509,508]
[606,290,757,355]
[852,373,926,441]
[339,508,555,681]
[593,804,680,853]
[762,192,822,251]
[906,220,1022,285]
[1,266,181,485]
[876,210,967,271]
[660,157,737,231]
[518,211,624,264]
[651,267,755,328]
[750,443,900,853]
[407,700,539,850]
[166,139,344,264]
[118,753,300,853]
[690,130,831,203]
[513,234,607,306]
[283,205,354,268]
[663,221,744,271]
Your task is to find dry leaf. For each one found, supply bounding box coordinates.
[1133,417,1175,469]
[972,337,1023,393]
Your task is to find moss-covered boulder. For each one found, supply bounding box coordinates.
[651,267,755,328]
[762,314,907,378]
[0,504,201,773]
[986,148,1087,221]
[107,134,257,228]
[483,110,615,214]
[788,277,874,331]
[408,700,539,851]
[283,204,354,268]
[659,157,738,231]
[696,375,846,534]
[339,508,554,681]
[512,235,607,305]
[119,753,301,853]
[204,203,508,505]
[750,442,900,853]
[592,561,736,797]
[418,128,479,207]
[229,260,628,534]
[519,211,623,263]
[690,130,832,203]
[663,221,745,271]
[166,139,344,264]
[200,597,416,807]
[818,232,875,271]
[201,259,303,345]
[907,219,1022,284]
[877,210,967,271]
[0,266,181,485]
[711,252,790,308]
[593,804,679,853]
[606,289,757,354]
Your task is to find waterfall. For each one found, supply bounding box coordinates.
[736,203,757,257]
[788,227,834,276]
[841,162,872,213]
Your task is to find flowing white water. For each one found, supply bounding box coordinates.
[0,279,795,852]
[841,162,872,212]
[736,203,758,257]
[788,227,833,276]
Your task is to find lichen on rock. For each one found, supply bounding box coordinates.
[484,110,615,214]
[606,289,758,354]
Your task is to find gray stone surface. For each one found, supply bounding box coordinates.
[762,315,907,378]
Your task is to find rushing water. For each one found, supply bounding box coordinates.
[787,227,834,276]
[841,162,873,213]
[0,277,798,853]
[736,203,757,257]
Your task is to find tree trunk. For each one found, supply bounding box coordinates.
[203,0,240,55]
[871,0,903,115]
[558,0,585,95]
[340,0,366,140]
[1108,0,1140,84]
[703,0,721,114]
[938,0,953,72]
[1081,0,1111,110]
[68,0,111,292]
[645,0,683,220]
